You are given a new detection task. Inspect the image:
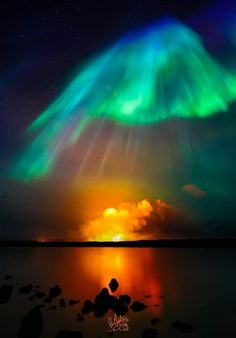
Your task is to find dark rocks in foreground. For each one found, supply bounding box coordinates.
[19,284,33,294]
[150,317,161,325]
[81,299,94,315]
[171,320,194,333]
[94,288,128,317]
[0,285,13,304]
[119,294,131,305]
[1,276,196,337]
[59,298,66,308]
[130,300,148,312]
[45,285,62,303]
[94,289,110,317]
[55,329,83,338]
[76,313,84,322]
[69,299,80,306]
[108,296,128,316]
[142,327,158,338]
[96,287,110,300]
[18,306,43,338]
[109,278,119,292]
[35,291,46,299]
[81,287,130,318]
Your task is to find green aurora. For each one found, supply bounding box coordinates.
[13,19,236,180]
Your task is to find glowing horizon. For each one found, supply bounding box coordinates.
[80,198,187,242]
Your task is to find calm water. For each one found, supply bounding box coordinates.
[0,247,236,337]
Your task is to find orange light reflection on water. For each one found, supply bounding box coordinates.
[77,248,163,313]
[32,247,164,315]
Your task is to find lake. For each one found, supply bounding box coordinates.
[0,247,236,337]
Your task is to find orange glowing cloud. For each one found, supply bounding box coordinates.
[82,199,153,241]
[81,197,192,241]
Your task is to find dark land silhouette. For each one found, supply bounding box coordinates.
[0,238,236,247]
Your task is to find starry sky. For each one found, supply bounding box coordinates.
[1,0,236,240]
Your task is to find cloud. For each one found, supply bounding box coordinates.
[81,198,194,241]
[81,199,153,241]
[182,184,207,198]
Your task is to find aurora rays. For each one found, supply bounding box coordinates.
[13,19,236,180]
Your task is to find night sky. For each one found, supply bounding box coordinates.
[1,0,236,240]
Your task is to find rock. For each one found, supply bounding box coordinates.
[82,288,130,318]
[59,298,66,308]
[35,291,46,299]
[94,288,110,306]
[150,317,161,325]
[69,299,80,306]
[130,301,148,312]
[109,298,128,316]
[94,288,110,317]
[76,313,84,322]
[18,305,43,338]
[109,279,119,292]
[119,294,131,305]
[93,288,128,317]
[142,328,158,338]
[81,299,94,315]
[0,285,13,304]
[44,285,62,303]
[4,274,12,280]
[94,303,108,317]
[171,320,194,333]
[96,288,110,299]
[19,284,33,294]
[55,330,83,338]
[107,295,117,308]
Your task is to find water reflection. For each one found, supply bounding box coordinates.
[30,248,163,313]
[1,248,236,338]
[79,248,162,299]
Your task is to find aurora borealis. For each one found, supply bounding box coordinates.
[2,4,236,338]
[12,18,236,180]
[1,0,236,240]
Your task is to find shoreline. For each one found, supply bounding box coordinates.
[0,238,236,247]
